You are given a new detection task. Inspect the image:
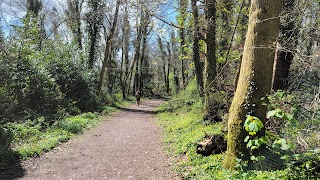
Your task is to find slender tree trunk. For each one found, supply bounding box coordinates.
[219,0,232,56]
[97,0,120,96]
[171,31,180,94]
[157,36,168,93]
[126,15,143,96]
[120,0,130,99]
[139,14,149,93]
[224,0,282,169]
[204,0,217,117]
[179,0,188,88]
[166,42,171,94]
[120,35,126,99]
[191,0,204,95]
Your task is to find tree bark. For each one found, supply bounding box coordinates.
[191,0,204,95]
[223,0,282,169]
[139,13,150,93]
[157,36,168,93]
[204,0,217,116]
[272,0,296,90]
[166,41,171,94]
[171,31,180,94]
[97,0,120,96]
[120,0,130,99]
[219,0,232,56]
[126,14,143,96]
[178,0,188,88]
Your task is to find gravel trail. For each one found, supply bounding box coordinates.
[17,99,177,180]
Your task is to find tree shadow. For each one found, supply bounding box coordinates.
[116,107,159,115]
[0,150,25,180]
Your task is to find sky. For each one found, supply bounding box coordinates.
[0,0,179,40]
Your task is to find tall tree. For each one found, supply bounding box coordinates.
[219,0,233,56]
[97,0,120,96]
[166,41,171,94]
[171,31,180,94]
[139,12,150,93]
[191,0,204,95]
[178,0,188,88]
[223,0,282,169]
[157,35,169,93]
[272,0,297,90]
[120,0,130,99]
[204,0,217,118]
[86,0,104,68]
[65,0,84,49]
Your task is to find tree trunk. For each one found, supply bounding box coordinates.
[178,0,188,88]
[171,31,180,94]
[66,0,84,49]
[97,0,120,96]
[126,14,143,96]
[204,0,217,117]
[272,0,296,90]
[158,36,168,94]
[223,0,282,169]
[87,0,103,68]
[139,13,150,93]
[219,0,232,56]
[121,0,130,99]
[166,41,171,94]
[191,0,204,95]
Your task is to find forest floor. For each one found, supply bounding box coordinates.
[13,99,179,180]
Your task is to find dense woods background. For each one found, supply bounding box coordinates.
[0,0,319,179]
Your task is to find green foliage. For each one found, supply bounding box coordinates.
[0,16,102,125]
[244,116,264,136]
[158,96,290,179]
[272,138,294,152]
[1,97,127,161]
[243,115,267,163]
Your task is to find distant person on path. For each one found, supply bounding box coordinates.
[135,90,141,106]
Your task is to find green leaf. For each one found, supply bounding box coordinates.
[251,145,258,150]
[250,155,258,161]
[275,110,284,118]
[248,121,259,132]
[267,110,277,118]
[260,137,268,145]
[244,136,250,143]
[247,140,253,148]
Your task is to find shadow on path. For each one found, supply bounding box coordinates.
[116,106,158,115]
[0,151,25,180]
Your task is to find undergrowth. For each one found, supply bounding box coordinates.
[0,95,134,166]
[157,81,296,179]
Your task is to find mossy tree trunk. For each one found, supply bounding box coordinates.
[223,0,282,169]
[178,0,188,88]
[191,0,204,95]
[204,0,217,116]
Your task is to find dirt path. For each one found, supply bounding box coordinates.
[18,99,178,180]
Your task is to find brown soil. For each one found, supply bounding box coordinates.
[15,99,179,180]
